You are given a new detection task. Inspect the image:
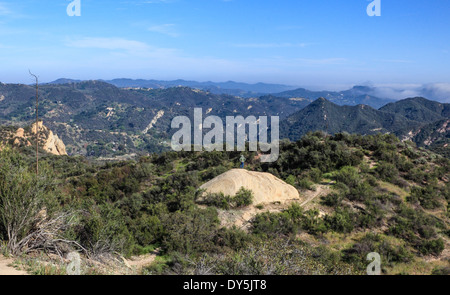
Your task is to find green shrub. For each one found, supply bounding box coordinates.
[202,192,233,210]
[251,212,296,237]
[376,162,398,182]
[335,166,360,188]
[285,175,296,186]
[321,193,344,207]
[233,187,254,208]
[418,238,445,256]
[298,178,314,190]
[432,266,450,275]
[300,209,328,234]
[407,185,442,209]
[160,207,219,255]
[308,168,323,183]
[343,233,412,269]
[324,208,356,233]
[200,187,253,209]
[347,181,374,202]
[215,226,251,251]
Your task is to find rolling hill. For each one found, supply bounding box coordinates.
[379,97,450,122]
[1,80,449,158]
[0,81,308,157]
[273,86,395,109]
[379,97,450,155]
[49,78,298,98]
[50,79,394,107]
[280,96,450,157]
[280,97,421,141]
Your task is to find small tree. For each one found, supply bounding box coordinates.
[0,148,79,256]
[0,148,46,254]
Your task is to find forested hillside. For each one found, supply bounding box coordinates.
[0,82,308,158]
[1,81,448,158]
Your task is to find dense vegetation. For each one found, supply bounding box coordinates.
[0,132,448,275]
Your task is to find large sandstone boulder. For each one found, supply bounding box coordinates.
[200,169,300,205]
[31,122,67,156]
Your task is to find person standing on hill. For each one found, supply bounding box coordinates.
[240,155,246,168]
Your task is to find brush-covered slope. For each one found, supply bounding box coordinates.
[9,132,445,275]
[281,98,420,141]
[0,81,307,157]
[379,97,450,122]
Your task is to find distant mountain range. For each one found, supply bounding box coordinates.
[274,86,395,109]
[48,78,450,107]
[48,78,393,108]
[49,78,298,98]
[1,79,449,158]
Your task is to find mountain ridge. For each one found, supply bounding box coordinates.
[281,97,422,141]
[1,81,449,158]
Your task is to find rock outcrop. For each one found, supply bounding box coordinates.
[0,122,67,156]
[31,122,67,156]
[199,169,300,205]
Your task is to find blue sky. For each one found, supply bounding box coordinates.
[0,0,449,90]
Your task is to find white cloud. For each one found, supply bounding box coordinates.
[231,43,308,48]
[148,24,179,37]
[276,25,304,31]
[361,83,450,103]
[65,37,153,52]
[295,57,347,65]
[0,2,12,16]
[378,59,414,64]
[137,0,176,3]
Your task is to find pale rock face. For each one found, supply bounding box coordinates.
[15,128,25,138]
[43,130,67,156]
[142,110,165,134]
[12,128,31,147]
[31,121,44,134]
[200,168,300,205]
[31,122,67,156]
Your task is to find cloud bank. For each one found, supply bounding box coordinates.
[362,83,450,103]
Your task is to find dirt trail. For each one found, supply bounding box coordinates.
[300,183,333,208]
[126,253,157,270]
[0,255,27,275]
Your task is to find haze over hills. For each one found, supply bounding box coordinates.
[50,79,395,108]
[49,78,298,98]
[273,86,395,109]
[46,78,450,106]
